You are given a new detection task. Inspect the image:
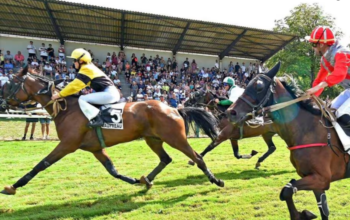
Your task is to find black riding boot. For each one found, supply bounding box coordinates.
[337,114,350,127]
[87,114,104,128]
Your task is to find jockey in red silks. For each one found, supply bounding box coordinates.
[305,26,350,125]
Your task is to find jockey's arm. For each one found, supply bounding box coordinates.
[312,62,329,97]
[324,53,348,87]
[59,75,90,97]
[313,53,348,97]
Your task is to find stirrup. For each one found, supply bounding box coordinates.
[87,116,104,128]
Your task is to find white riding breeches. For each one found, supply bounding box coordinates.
[78,86,120,120]
[331,89,350,118]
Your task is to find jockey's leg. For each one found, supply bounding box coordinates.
[79,86,120,128]
[332,90,350,126]
[331,89,350,109]
[93,149,139,185]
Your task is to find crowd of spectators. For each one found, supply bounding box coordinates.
[0,41,269,109]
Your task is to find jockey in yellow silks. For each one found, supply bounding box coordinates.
[51,48,120,127]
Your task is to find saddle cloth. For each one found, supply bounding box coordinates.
[99,102,126,129]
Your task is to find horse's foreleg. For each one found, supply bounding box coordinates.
[255,133,276,169]
[279,174,331,220]
[188,125,232,166]
[1,142,76,195]
[188,138,223,166]
[313,190,329,220]
[93,149,139,185]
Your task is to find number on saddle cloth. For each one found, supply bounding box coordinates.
[99,102,126,129]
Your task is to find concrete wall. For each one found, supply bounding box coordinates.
[0,35,258,70]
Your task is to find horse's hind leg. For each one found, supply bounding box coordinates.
[1,141,77,195]
[165,136,224,187]
[93,149,139,185]
[141,137,172,188]
[255,132,276,169]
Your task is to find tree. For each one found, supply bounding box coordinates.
[267,3,343,98]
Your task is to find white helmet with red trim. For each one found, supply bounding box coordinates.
[305,26,335,46]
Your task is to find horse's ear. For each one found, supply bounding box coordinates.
[265,62,281,79]
[21,65,29,76]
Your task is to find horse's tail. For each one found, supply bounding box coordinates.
[178,107,218,141]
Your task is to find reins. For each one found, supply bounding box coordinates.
[5,74,68,118]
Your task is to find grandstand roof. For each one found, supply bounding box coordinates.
[0,0,297,61]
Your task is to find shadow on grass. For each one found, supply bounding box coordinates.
[156,169,296,188]
[0,188,214,220]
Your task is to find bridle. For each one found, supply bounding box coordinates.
[238,74,276,118]
[0,74,33,110]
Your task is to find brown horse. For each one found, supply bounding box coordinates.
[227,62,350,220]
[0,66,224,195]
[185,88,277,169]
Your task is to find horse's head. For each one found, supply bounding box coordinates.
[184,88,216,107]
[0,65,33,112]
[226,62,281,125]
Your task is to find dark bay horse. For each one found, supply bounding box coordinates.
[185,88,277,169]
[0,66,224,195]
[227,62,350,220]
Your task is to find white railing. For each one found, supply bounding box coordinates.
[0,109,51,119]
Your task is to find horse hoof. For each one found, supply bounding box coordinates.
[1,186,16,195]
[216,179,225,187]
[255,162,261,170]
[140,176,153,189]
[188,160,195,166]
[301,210,317,220]
[251,150,258,156]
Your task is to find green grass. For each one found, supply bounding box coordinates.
[0,122,350,220]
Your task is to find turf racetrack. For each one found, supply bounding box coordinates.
[0,138,350,220]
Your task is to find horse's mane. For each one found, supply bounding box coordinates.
[278,75,321,115]
[28,73,51,84]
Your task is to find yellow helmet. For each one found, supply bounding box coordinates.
[67,48,92,63]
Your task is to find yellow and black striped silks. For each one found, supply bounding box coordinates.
[59,63,113,97]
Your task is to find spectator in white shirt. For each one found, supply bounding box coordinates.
[215,60,219,69]
[58,45,65,61]
[27,41,37,59]
[241,62,246,73]
[39,43,48,61]
[31,58,39,67]
[203,72,209,79]
[159,95,168,105]
[43,62,53,78]
[0,73,9,88]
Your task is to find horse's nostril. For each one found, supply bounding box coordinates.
[231,109,236,116]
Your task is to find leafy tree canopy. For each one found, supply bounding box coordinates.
[267,3,343,98]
